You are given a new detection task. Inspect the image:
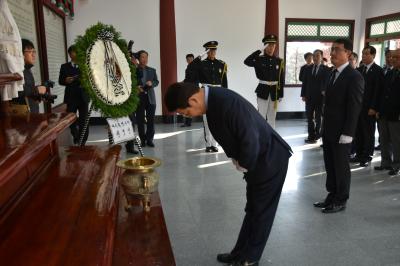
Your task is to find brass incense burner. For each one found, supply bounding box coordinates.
[117,156,161,212]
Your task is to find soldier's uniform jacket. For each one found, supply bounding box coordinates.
[185,56,228,88]
[244,50,285,101]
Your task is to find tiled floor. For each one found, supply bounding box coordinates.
[86,120,400,266]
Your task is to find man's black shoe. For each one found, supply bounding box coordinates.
[147,141,155,147]
[180,124,188,127]
[205,147,213,153]
[216,253,237,264]
[322,204,346,213]
[359,161,369,167]
[230,261,259,266]
[388,168,400,176]
[313,201,330,208]
[211,146,219,152]
[374,165,392,171]
[305,138,317,144]
[349,156,361,163]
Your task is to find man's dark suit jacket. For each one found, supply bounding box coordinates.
[378,70,400,121]
[301,64,331,104]
[58,62,89,105]
[206,87,292,183]
[299,64,312,82]
[322,65,364,142]
[357,63,384,111]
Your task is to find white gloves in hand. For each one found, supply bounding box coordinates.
[339,134,353,144]
[232,159,248,173]
[259,44,267,53]
[199,49,210,58]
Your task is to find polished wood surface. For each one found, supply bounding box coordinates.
[113,191,176,266]
[0,73,23,86]
[0,112,76,221]
[0,145,122,266]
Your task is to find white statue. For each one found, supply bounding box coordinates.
[0,0,24,101]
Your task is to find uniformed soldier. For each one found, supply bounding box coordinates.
[244,34,285,129]
[184,41,228,152]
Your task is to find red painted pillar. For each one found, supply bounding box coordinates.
[264,0,279,55]
[159,0,177,118]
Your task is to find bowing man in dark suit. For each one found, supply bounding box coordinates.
[135,50,159,147]
[314,39,364,213]
[301,49,330,143]
[351,46,384,167]
[58,45,89,145]
[165,82,292,266]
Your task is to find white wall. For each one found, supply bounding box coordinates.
[359,0,400,53]
[175,0,266,108]
[66,0,397,115]
[278,0,363,112]
[66,0,162,115]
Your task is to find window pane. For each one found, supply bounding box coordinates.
[370,22,385,36]
[285,42,332,85]
[386,19,400,34]
[388,39,400,49]
[288,24,318,36]
[320,25,350,37]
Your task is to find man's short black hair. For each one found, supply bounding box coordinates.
[186,53,194,59]
[304,52,313,60]
[137,50,148,58]
[68,45,76,54]
[351,52,358,59]
[334,38,353,51]
[22,39,34,52]
[323,57,328,62]
[165,82,200,112]
[363,45,377,55]
[313,49,323,56]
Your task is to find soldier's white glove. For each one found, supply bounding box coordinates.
[199,49,210,59]
[338,134,353,144]
[259,44,267,53]
[232,159,248,173]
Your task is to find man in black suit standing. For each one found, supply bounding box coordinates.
[350,46,383,167]
[165,82,292,266]
[299,52,313,82]
[135,50,159,147]
[181,53,195,127]
[314,38,364,213]
[375,49,400,176]
[301,49,330,143]
[58,45,89,145]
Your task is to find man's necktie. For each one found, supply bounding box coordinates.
[329,69,338,87]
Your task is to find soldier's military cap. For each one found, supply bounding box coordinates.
[203,41,219,50]
[262,34,278,44]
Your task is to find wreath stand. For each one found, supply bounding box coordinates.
[78,103,144,157]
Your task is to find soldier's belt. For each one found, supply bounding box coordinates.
[259,80,278,86]
[202,83,221,87]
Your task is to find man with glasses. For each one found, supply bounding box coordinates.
[314,38,364,213]
[375,49,400,176]
[12,39,46,113]
[350,46,383,167]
